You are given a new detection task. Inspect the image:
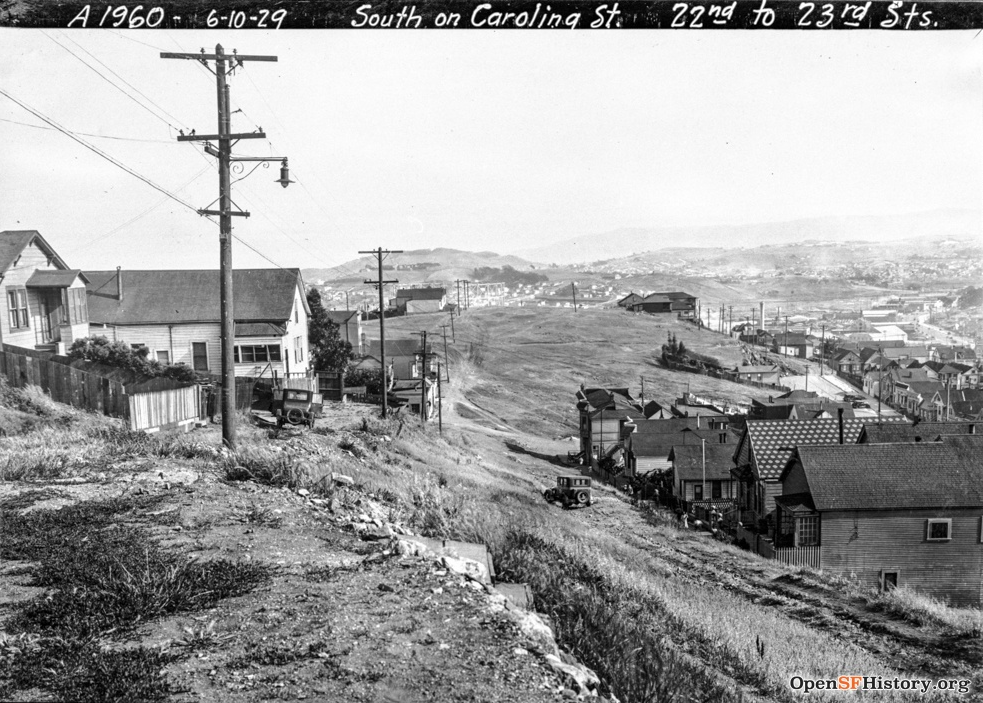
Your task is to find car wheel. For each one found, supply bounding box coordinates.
[286,408,305,425]
[575,490,590,505]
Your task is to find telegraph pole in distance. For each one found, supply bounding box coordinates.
[455,279,463,312]
[437,361,443,435]
[418,330,428,422]
[464,280,471,310]
[572,282,578,312]
[440,324,451,382]
[449,309,456,342]
[162,44,285,451]
[361,247,401,419]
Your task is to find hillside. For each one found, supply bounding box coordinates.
[305,248,540,287]
[515,208,981,264]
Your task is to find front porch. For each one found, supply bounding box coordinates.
[24,270,89,352]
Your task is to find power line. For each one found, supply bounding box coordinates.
[0,117,173,143]
[41,30,180,133]
[0,87,200,215]
[56,30,187,130]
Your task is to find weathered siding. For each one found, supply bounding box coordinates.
[821,509,983,607]
[762,481,784,516]
[91,322,222,373]
[283,286,310,375]
[589,417,623,455]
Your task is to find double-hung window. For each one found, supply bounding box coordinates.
[7,288,28,329]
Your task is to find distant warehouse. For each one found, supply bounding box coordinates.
[394,287,447,315]
[628,291,696,318]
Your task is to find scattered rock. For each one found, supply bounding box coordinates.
[332,473,355,486]
[296,488,310,497]
[544,654,600,696]
[441,555,491,586]
[360,524,394,541]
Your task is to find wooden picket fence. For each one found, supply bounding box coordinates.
[0,344,201,433]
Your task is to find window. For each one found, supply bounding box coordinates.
[294,336,303,363]
[796,516,820,546]
[60,288,87,325]
[693,484,704,501]
[880,570,899,592]
[7,288,28,329]
[926,518,952,541]
[234,345,282,364]
[711,481,722,500]
[157,350,170,364]
[191,342,209,372]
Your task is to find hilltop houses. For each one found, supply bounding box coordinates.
[393,287,447,315]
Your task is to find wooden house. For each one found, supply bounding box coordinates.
[668,443,737,510]
[85,268,310,378]
[735,364,781,385]
[575,387,645,468]
[394,287,447,315]
[0,230,90,352]
[624,415,735,477]
[364,339,435,381]
[630,291,696,318]
[731,416,905,533]
[831,349,862,376]
[772,332,813,359]
[776,437,983,606]
[616,292,643,308]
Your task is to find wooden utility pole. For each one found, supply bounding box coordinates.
[455,279,463,312]
[440,324,451,382]
[819,324,826,376]
[419,330,428,421]
[361,247,401,418]
[437,361,443,435]
[572,282,578,312]
[729,306,733,336]
[449,309,455,342]
[784,315,790,358]
[464,280,471,309]
[162,44,283,451]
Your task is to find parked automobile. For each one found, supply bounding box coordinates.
[272,389,323,430]
[544,476,595,509]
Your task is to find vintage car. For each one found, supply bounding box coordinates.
[272,389,323,429]
[543,475,595,509]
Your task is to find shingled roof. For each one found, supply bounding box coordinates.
[668,444,736,481]
[739,417,905,481]
[787,438,983,511]
[85,269,307,326]
[859,421,979,444]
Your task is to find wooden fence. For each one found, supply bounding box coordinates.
[0,344,200,433]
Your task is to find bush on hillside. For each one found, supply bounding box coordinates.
[67,336,199,384]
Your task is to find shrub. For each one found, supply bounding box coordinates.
[68,336,199,384]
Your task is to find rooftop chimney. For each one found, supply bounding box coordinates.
[116,266,123,301]
[697,413,701,429]
[837,407,844,445]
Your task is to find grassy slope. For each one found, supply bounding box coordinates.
[376,306,983,700]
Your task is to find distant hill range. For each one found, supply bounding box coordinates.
[304,248,537,285]
[514,209,982,265]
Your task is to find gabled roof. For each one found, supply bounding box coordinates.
[900,381,944,397]
[668,444,737,481]
[627,429,723,458]
[786,438,983,511]
[325,310,359,324]
[235,322,286,337]
[738,417,905,482]
[396,287,446,300]
[617,292,643,306]
[365,338,432,358]
[0,230,70,273]
[632,416,729,435]
[25,269,88,287]
[85,269,307,326]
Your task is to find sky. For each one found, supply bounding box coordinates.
[1,29,981,271]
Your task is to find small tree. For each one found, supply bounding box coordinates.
[307,287,354,374]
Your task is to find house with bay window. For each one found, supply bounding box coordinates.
[84,268,309,378]
[0,230,90,352]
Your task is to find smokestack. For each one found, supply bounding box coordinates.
[697,412,701,429]
[116,266,123,301]
[838,407,844,444]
